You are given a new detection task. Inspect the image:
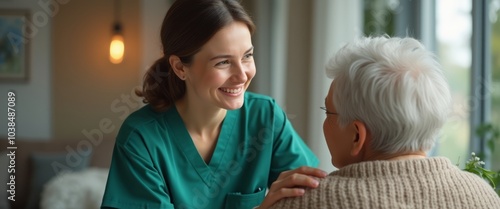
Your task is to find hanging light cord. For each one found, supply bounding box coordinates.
[113,0,122,33]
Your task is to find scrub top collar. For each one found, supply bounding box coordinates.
[164,106,238,187]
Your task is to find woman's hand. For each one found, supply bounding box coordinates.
[257,166,328,209]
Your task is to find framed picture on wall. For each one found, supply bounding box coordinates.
[0,9,30,81]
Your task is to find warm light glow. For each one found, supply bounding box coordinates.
[109,34,124,64]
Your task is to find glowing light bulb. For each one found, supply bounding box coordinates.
[109,34,124,64]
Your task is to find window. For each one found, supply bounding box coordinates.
[436,0,472,167]
[490,0,500,171]
[363,0,398,36]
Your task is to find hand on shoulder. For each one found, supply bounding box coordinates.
[257,166,327,209]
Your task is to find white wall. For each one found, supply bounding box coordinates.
[51,0,142,140]
[0,0,56,140]
[140,0,168,77]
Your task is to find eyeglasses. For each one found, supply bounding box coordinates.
[320,106,338,115]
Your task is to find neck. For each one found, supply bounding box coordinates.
[175,97,226,137]
[365,151,427,161]
[385,153,426,161]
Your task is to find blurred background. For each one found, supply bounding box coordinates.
[0,0,498,196]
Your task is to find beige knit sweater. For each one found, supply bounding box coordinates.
[270,157,500,209]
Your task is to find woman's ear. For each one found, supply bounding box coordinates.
[169,55,186,80]
[351,121,367,157]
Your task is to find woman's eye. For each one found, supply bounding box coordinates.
[243,53,253,59]
[215,60,230,66]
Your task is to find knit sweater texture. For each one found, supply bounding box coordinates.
[270,157,500,209]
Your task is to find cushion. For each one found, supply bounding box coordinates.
[25,152,90,209]
[40,168,109,209]
[0,151,11,209]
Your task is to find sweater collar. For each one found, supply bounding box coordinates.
[332,157,457,178]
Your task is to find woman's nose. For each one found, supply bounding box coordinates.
[231,63,248,82]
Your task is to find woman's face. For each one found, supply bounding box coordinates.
[183,21,255,110]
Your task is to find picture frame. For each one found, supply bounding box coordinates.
[0,9,30,81]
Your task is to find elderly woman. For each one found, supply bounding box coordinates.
[271,36,500,209]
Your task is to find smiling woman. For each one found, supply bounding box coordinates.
[100,0,323,209]
[169,21,255,111]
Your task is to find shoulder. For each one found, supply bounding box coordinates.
[272,173,341,208]
[241,92,286,123]
[123,104,162,126]
[115,104,169,145]
[243,92,287,117]
[433,162,500,204]
[244,92,276,108]
[451,166,498,189]
[270,175,337,209]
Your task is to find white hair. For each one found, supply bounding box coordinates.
[326,36,451,154]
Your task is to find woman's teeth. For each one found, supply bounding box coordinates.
[220,88,242,94]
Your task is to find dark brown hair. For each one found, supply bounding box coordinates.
[136,0,256,111]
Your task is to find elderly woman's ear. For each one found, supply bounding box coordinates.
[351,121,367,157]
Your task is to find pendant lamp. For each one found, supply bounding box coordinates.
[109,0,124,64]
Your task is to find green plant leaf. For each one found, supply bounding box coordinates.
[493,130,499,139]
[487,139,495,152]
[476,124,493,138]
[484,174,496,189]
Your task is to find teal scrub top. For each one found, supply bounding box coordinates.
[101,92,319,209]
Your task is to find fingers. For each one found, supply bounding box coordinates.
[273,166,327,191]
[269,173,318,197]
[257,167,328,209]
[278,166,328,180]
[258,188,305,209]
